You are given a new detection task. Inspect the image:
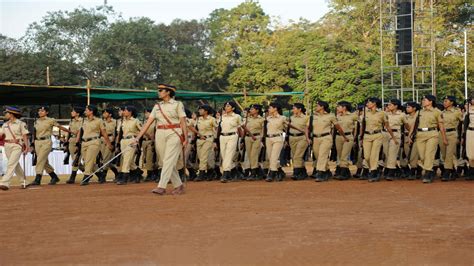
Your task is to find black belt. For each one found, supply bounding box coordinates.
[445,128,457,132]
[342,132,352,136]
[35,136,50,141]
[364,130,382,135]
[469,127,474,131]
[383,129,399,132]
[246,133,260,137]
[417,127,437,132]
[267,133,283,138]
[82,136,99,142]
[313,132,331,138]
[123,135,136,139]
[200,135,214,139]
[107,133,114,137]
[221,132,236,136]
[289,132,305,137]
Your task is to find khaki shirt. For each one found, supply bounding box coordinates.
[82,116,105,139]
[442,107,462,129]
[364,109,387,132]
[336,112,358,133]
[267,114,287,135]
[102,118,116,142]
[197,116,216,136]
[468,107,474,128]
[35,117,59,139]
[312,112,337,135]
[289,114,309,134]
[68,117,83,140]
[151,99,186,126]
[386,110,407,130]
[418,106,442,129]
[1,119,29,141]
[405,112,418,133]
[221,112,242,133]
[121,117,141,137]
[243,115,265,135]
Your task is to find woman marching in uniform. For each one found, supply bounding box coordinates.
[241,104,265,181]
[217,101,242,183]
[288,103,310,180]
[264,102,288,182]
[97,108,119,183]
[439,96,463,181]
[116,106,142,185]
[135,84,188,195]
[401,102,422,180]
[335,101,358,180]
[462,97,474,180]
[29,106,71,186]
[65,105,84,184]
[0,107,30,190]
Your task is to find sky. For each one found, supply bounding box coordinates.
[0,0,330,39]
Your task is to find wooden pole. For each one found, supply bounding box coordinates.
[46,66,50,86]
[87,79,91,105]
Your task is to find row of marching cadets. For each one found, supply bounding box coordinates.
[2,90,474,191]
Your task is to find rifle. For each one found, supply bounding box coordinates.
[134,117,144,166]
[31,115,37,166]
[352,109,361,164]
[304,100,315,161]
[112,116,124,166]
[63,117,73,164]
[282,110,292,165]
[258,110,268,162]
[359,102,367,161]
[240,111,249,163]
[461,100,470,160]
[330,123,338,162]
[407,110,421,162]
[400,124,406,160]
[189,118,199,164]
[72,119,85,168]
[214,109,223,162]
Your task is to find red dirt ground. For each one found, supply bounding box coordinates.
[1,172,473,265]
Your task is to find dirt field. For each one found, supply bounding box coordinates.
[1,172,473,265]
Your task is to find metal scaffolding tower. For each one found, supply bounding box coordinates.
[379,0,435,104]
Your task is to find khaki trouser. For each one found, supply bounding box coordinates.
[156,128,183,189]
[335,135,354,168]
[382,132,401,169]
[34,139,54,175]
[439,131,458,170]
[197,138,213,171]
[100,139,113,171]
[466,130,474,167]
[312,135,333,171]
[0,143,24,188]
[220,134,238,172]
[81,139,101,175]
[363,133,383,171]
[68,139,79,171]
[142,140,155,171]
[245,136,262,169]
[120,139,136,174]
[266,135,284,171]
[289,135,307,168]
[400,136,419,169]
[416,131,439,171]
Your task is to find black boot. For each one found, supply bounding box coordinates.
[441,169,452,182]
[338,167,350,180]
[80,175,90,186]
[214,166,222,180]
[178,168,185,182]
[324,170,332,180]
[315,171,324,182]
[221,171,230,183]
[188,168,197,181]
[30,174,42,186]
[48,172,60,185]
[354,168,362,179]
[256,167,265,180]
[408,168,416,180]
[422,170,434,183]
[66,171,77,184]
[416,166,423,179]
[291,168,300,180]
[244,169,250,180]
[115,172,123,184]
[368,170,380,182]
[207,168,215,181]
[117,173,128,185]
[400,167,410,179]
[335,166,341,179]
[110,166,119,182]
[195,170,206,182]
[300,167,308,179]
[360,168,369,180]
[310,169,318,180]
[385,168,395,181]
[128,170,137,183]
[97,171,107,184]
[265,171,275,182]
[276,167,285,181]
[466,167,474,181]
[155,169,162,183]
[247,169,257,181]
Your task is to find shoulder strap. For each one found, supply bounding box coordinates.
[156,103,185,143]
[6,122,19,143]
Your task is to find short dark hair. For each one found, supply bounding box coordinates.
[293,103,306,113]
[337,101,352,112]
[389,99,402,108]
[423,94,437,105]
[317,100,330,113]
[367,97,382,108]
[86,105,99,117]
[269,102,283,115]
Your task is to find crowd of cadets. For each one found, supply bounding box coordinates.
[1,91,474,192]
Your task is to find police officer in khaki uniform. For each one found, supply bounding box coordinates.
[382,99,408,180]
[409,95,448,183]
[116,106,142,185]
[439,96,463,181]
[463,98,474,180]
[217,101,242,183]
[96,108,118,183]
[288,103,310,180]
[400,102,422,180]
[29,106,70,186]
[79,105,113,185]
[188,105,216,181]
[136,84,188,195]
[142,108,158,182]
[241,104,265,181]
[65,106,84,184]
[335,101,358,180]
[264,102,287,182]
[0,107,30,190]
[361,98,398,182]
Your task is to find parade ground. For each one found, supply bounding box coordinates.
[1,169,473,265]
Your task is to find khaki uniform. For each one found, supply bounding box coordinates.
[312,112,337,171]
[219,112,242,172]
[416,106,442,171]
[100,118,116,171]
[336,112,358,168]
[439,107,462,170]
[0,120,29,188]
[289,114,309,168]
[244,115,265,170]
[265,114,287,171]
[120,117,141,174]
[196,116,216,171]
[382,110,406,169]
[177,118,195,170]
[151,99,186,189]
[34,117,59,175]
[80,116,105,175]
[465,107,474,166]
[67,117,83,171]
[401,112,419,169]
[362,109,386,171]
[141,120,156,171]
